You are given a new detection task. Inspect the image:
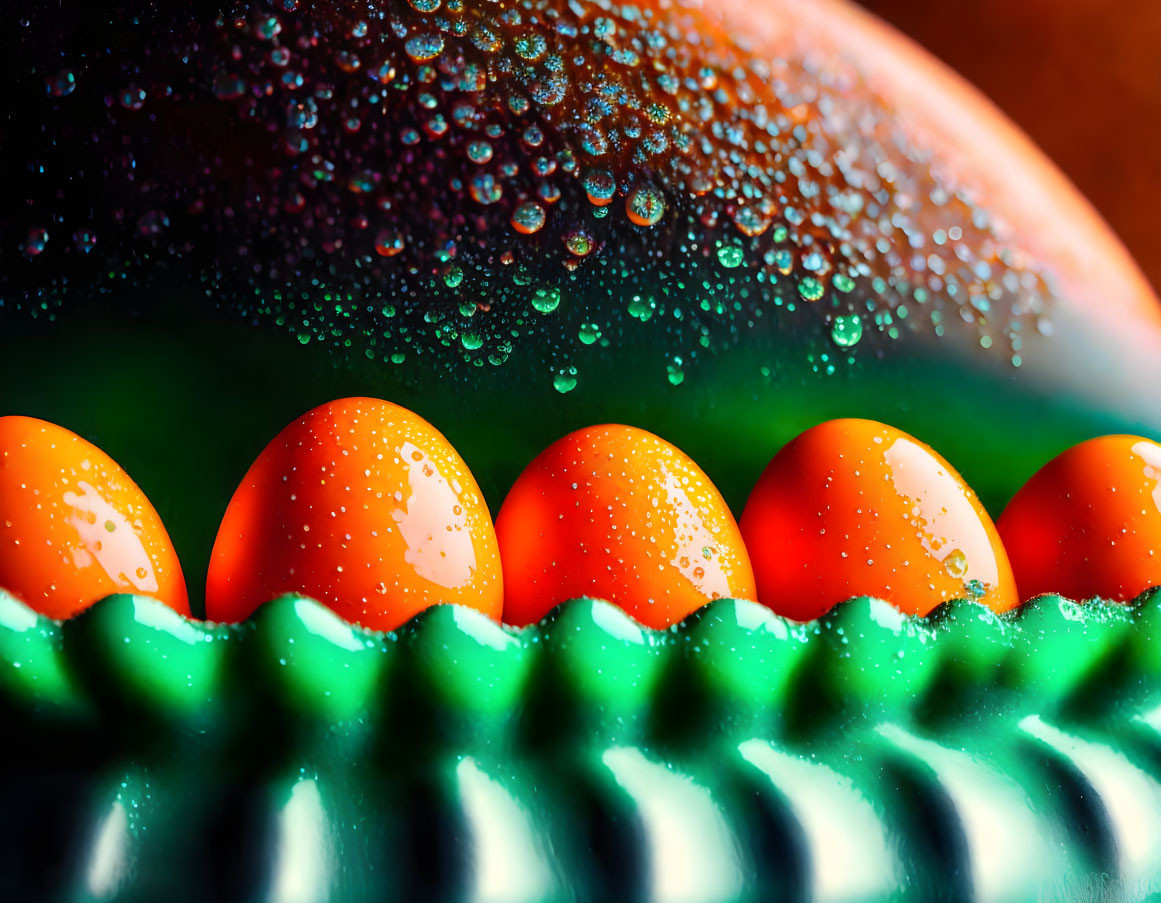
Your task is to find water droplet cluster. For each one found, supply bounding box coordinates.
[3,0,1053,389]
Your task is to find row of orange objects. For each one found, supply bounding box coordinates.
[2,399,1160,630]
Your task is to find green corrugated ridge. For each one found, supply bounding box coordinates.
[2,587,1157,737]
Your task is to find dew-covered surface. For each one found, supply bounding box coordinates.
[4,10,1160,892]
[739,418,1017,622]
[0,417,189,621]
[4,0,1054,382]
[205,396,504,631]
[1,0,1152,604]
[496,423,756,629]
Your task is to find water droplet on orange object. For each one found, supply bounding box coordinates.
[998,434,1161,602]
[496,424,755,628]
[0,416,188,619]
[741,419,1017,621]
[205,397,501,630]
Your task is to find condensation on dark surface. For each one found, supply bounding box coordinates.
[1,0,1055,391]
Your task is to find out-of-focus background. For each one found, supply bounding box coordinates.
[860,0,1161,294]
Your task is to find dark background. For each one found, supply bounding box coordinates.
[859,0,1161,294]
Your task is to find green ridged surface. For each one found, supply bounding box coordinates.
[5,589,1161,901]
[5,590,1158,734]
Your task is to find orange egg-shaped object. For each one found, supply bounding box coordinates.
[205,397,501,631]
[998,435,1161,603]
[740,419,1017,621]
[0,415,189,619]
[496,424,756,629]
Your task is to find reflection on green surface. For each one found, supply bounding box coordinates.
[2,591,1161,900]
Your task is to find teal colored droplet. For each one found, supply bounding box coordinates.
[717,244,744,269]
[443,265,464,288]
[626,186,666,226]
[628,295,655,322]
[666,357,685,386]
[404,32,444,62]
[532,287,561,314]
[297,333,312,345]
[466,140,493,164]
[578,323,601,345]
[798,277,825,302]
[582,169,615,203]
[565,230,593,256]
[833,273,856,293]
[514,33,548,61]
[830,314,863,347]
[470,172,502,205]
[729,205,767,236]
[511,202,546,234]
[553,371,577,393]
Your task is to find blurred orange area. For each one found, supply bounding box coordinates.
[859,0,1161,293]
